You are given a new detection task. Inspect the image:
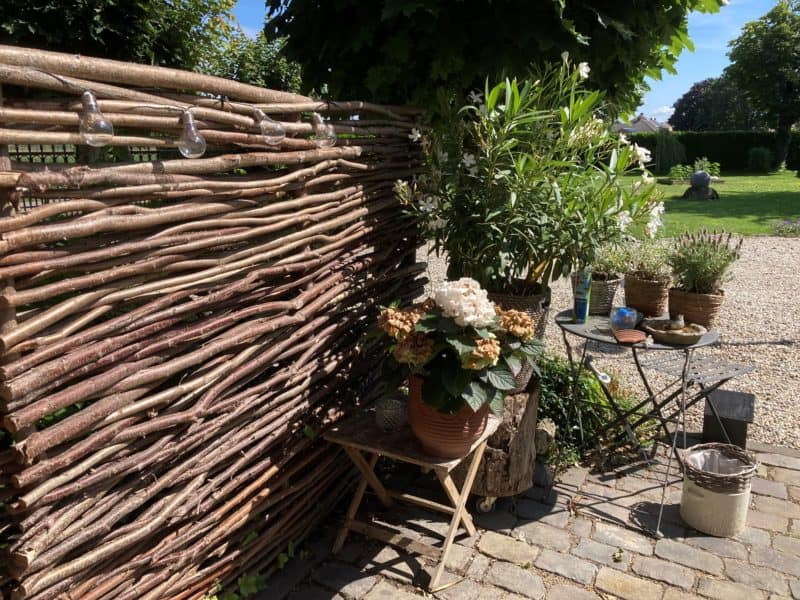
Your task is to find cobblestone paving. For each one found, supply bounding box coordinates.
[266,441,800,600]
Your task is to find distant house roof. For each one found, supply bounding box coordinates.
[613,114,669,134]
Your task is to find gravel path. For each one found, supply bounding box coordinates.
[419,237,800,449]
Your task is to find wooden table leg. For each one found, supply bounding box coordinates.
[333,452,379,554]
[343,446,393,508]
[435,468,477,537]
[429,441,488,591]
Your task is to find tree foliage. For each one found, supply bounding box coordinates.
[265,0,725,110]
[199,31,303,92]
[0,0,236,70]
[726,0,800,164]
[668,75,769,131]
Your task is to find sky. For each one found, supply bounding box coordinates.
[639,0,775,122]
[232,0,776,122]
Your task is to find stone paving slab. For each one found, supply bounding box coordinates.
[274,441,800,600]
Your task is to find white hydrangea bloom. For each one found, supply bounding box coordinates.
[433,278,496,328]
[578,62,591,80]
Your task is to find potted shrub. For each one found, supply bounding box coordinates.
[668,230,742,328]
[376,277,542,458]
[571,245,627,315]
[396,59,661,337]
[621,240,672,317]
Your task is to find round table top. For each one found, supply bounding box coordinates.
[554,309,719,350]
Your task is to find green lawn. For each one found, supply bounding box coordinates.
[654,171,800,236]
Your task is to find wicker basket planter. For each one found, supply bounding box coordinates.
[571,274,621,315]
[669,288,725,329]
[623,275,670,317]
[488,282,550,392]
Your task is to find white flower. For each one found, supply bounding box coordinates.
[641,173,654,185]
[646,215,662,238]
[468,166,479,176]
[561,51,570,62]
[408,128,421,142]
[468,90,484,104]
[720,0,729,5]
[650,201,665,216]
[429,217,447,231]
[619,133,630,146]
[633,143,652,165]
[577,62,591,80]
[617,210,633,231]
[393,179,408,194]
[419,195,439,213]
[461,152,476,168]
[478,104,488,117]
[433,278,496,329]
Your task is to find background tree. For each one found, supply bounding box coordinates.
[199,30,303,92]
[0,0,236,70]
[669,75,769,131]
[726,0,800,165]
[265,0,726,110]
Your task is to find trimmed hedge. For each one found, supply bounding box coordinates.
[633,131,800,172]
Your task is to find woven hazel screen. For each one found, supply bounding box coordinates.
[0,46,423,599]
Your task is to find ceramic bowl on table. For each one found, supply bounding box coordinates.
[641,320,707,346]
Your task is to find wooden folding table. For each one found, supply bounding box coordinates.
[324,411,500,591]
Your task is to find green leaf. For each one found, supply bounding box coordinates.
[504,353,522,374]
[473,327,491,339]
[277,553,289,570]
[302,425,317,440]
[445,335,476,356]
[485,368,516,391]
[489,388,506,415]
[461,381,489,411]
[415,313,439,332]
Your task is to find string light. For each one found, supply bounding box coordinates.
[177,110,206,159]
[311,112,337,148]
[253,109,285,146]
[78,91,114,147]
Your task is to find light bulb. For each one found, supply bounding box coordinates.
[78,91,114,147]
[253,109,285,146]
[177,111,206,159]
[311,112,337,148]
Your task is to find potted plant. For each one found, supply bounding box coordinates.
[668,230,742,328]
[376,277,542,458]
[396,58,661,336]
[571,244,627,315]
[621,240,672,317]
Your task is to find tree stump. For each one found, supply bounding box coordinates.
[453,379,540,498]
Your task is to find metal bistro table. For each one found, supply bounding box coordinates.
[324,411,500,592]
[555,309,752,536]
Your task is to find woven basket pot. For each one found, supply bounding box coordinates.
[669,288,725,329]
[623,275,670,317]
[487,283,550,392]
[407,376,489,459]
[571,275,621,315]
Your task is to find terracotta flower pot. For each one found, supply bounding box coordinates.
[623,275,670,317]
[668,288,725,329]
[407,376,489,459]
